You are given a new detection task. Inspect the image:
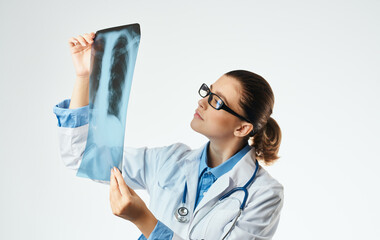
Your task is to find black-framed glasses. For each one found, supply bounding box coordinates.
[198,83,252,124]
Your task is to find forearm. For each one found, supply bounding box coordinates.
[69,76,89,109]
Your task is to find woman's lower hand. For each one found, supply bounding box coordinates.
[110,167,158,238]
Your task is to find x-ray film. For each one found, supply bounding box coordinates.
[76,23,141,181]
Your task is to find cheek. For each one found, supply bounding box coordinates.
[205,111,236,134]
[190,109,238,138]
[213,114,234,129]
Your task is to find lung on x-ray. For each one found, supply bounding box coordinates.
[76,23,141,181]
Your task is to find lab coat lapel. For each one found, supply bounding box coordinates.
[189,146,257,231]
[182,158,199,218]
[229,146,257,187]
[181,143,206,220]
[193,174,232,216]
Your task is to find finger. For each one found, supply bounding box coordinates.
[83,33,94,44]
[89,32,96,39]
[76,35,88,47]
[68,37,80,47]
[113,167,131,196]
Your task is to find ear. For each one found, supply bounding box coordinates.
[234,122,254,138]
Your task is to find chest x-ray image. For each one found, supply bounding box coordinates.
[76,23,141,181]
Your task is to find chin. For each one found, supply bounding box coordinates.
[190,118,202,134]
[191,117,218,140]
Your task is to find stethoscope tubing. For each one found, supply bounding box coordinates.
[177,159,259,219]
[182,182,188,204]
[219,159,259,210]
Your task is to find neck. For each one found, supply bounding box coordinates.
[207,137,247,168]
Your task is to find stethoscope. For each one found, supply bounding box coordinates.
[174,159,260,239]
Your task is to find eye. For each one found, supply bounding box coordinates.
[211,96,223,109]
[216,99,223,108]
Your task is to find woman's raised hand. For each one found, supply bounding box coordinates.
[68,32,95,78]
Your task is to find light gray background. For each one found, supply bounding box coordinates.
[1,0,379,239]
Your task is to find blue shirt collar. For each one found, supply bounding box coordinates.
[198,141,252,179]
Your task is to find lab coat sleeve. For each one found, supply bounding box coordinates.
[223,184,284,240]
[57,123,89,171]
[121,143,189,191]
[54,99,189,191]
[53,99,90,171]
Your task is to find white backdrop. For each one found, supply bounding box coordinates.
[0,0,379,239]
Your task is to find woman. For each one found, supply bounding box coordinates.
[54,32,284,239]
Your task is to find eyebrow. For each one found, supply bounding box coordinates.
[210,84,229,105]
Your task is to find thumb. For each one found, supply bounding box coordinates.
[127,184,137,196]
[110,169,121,198]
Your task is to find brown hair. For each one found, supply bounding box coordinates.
[224,70,282,165]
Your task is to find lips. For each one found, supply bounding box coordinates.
[195,109,204,120]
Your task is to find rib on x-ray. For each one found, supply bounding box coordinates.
[76,23,141,181]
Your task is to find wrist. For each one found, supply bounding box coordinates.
[134,210,158,239]
[75,75,89,82]
[69,76,90,109]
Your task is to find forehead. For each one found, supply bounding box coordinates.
[210,75,242,109]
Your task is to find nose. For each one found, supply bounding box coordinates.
[198,96,208,109]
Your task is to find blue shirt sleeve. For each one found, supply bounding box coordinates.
[137,220,174,240]
[53,99,89,128]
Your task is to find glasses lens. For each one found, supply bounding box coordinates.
[199,84,209,97]
[210,94,223,109]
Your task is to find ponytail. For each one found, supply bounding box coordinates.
[249,117,282,165]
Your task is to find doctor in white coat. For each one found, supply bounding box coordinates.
[56,32,284,240]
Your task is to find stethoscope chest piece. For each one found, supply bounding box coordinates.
[174,205,190,223]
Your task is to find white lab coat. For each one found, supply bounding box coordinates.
[57,123,284,240]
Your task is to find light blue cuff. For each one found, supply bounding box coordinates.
[137,220,174,240]
[53,99,89,128]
